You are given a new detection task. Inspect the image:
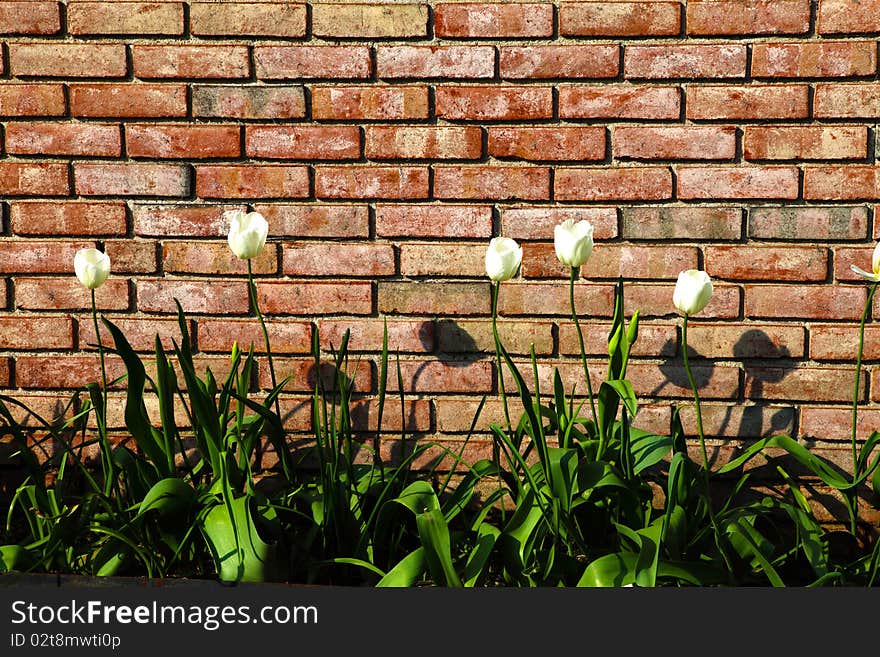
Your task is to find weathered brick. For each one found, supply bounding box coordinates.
[814,83,880,118]
[317,318,435,353]
[437,318,554,355]
[489,126,605,161]
[192,85,305,119]
[800,407,880,442]
[259,357,372,393]
[399,243,486,277]
[81,316,186,352]
[747,366,858,403]
[558,321,677,357]
[496,281,615,317]
[16,355,127,389]
[624,45,747,79]
[312,86,429,120]
[744,126,867,160]
[678,167,800,200]
[15,277,129,311]
[0,315,73,350]
[560,2,681,37]
[627,362,740,400]
[67,1,184,35]
[10,201,127,237]
[559,86,680,120]
[706,246,828,281]
[137,279,249,315]
[687,0,810,35]
[196,165,309,199]
[388,360,493,394]
[366,126,481,160]
[133,45,250,79]
[833,246,880,281]
[315,166,429,199]
[0,84,65,117]
[804,166,880,200]
[0,2,60,34]
[246,126,360,161]
[377,45,494,79]
[752,41,876,78]
[198,318,312,355]
[75,163,189,197]
[436,86,553,121]
[312,3,428,38]
[4,122,121,157]
[749,206,868,240]
[70,84,187,118]
[434,165,551,200]
[501,206,618,241]
[624,282,741,319]
[613,126,735,160]
[10,43,126,78]
[817,0,880,34]
[435,2,553,38]
[524,243,698,280]
[378,282,489,315]
[555,167,672,201]
[622,207,742,241]
[162,241,278,275]
[744,284,866,320]
[0,162,68,196]
[257,281,373,315]
[809,324,880,360]
[104,240,158,274]
[686,85,809,120]
[282,242,395,277]
[132,204,245,237]
[190,2,306,37]
[500,45,619,79]
[127,124,241,159]
[255,46,371,80]
[678,404,796,440]
[0,239,94,274]
[376,204,492,238]
[254,204,370,238]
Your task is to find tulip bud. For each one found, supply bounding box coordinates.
[485,237,523,283]
[554,219,594,268]
[226,210,269,260]
[74,248,111,290]
[851,241,880,282]
[673,269,713,316]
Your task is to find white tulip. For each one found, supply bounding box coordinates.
[74,248,111,290]
[673,269,713,316]
[226,210,269,260]
[485,237,523,282]
[851,241,880,282]
[554,219,594,268]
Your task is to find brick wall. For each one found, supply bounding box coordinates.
[1,0,880,471]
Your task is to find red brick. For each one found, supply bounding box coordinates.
[133,45,249,79]
[804,166,880,200]
[435,86,553,121]
[747,366,857,403]
[312,3,428,38]
[15,277,129,311]
[0,315,73,350]
[132,204,245,237]
[399,243,485,277]
[814,83,880,118]
[376,204,492,238]
[687,324,805,359]
[809,324,880,360]
[496,281,614,317]
[259,357,372,393]
[274,396,430,433]
[312,86,428,120]
[315,165,429,199]
[0,239,94,274]
[678,167,799,200]
[67,1,183,35]
[501,206,618,241]
[10,201,127,237]
[500,45,619,79]
[745,284,866,320]
[378,281,489,316]
[630,362,740,400]
[687,0,810,35]
[80,316,186,352]
[0,162,68,196]
[0,2,60,34]
[623,207,742,240]
[388,360,493,394]
[624,45,747,79]
[198,318,312,355]
[4,122,121,157]
[555,167,672,201]
[366,126,482,160]
[524,243,698,280]
[246,126,360,161]
[126,124,240,160]
[749,206,868,240]
[104,240,157,274]
[16,355,127,390]
[489,127,605,161]
[801,407,880,442]
[377,45,494,79]
[434,165,550,201]
[256,281,373,316]
[317,318,435,353]
[706,246,828,282]
[75,163,189,197]
[255,46,370,79]
[818,0,880,34]
[752,42,876,78]
[254,204,370,239]
[624,282,741,319]
[677,404,796,440]
[196,165,309,199]
[70,84,187,118]
[192,85,305,120]
[560,2,680,37]
[282,242,395,277]
[558,321,676,357]
[614,126,735,160]
[10,43,126,77]
[833,246,880,281]
[0,84,65,117]
[190,2,306,37]
[745,126,867,161]
[686,85,809,120]
[137,279,249,315]
[559,85,680,120]
[435,2,553,37]
[435,397,516,433]
[162,241,277,275]
[437,318,554,355]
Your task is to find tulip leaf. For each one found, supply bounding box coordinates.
[376,548,427,587]
[416,508,462,587]
[629,427,674,475]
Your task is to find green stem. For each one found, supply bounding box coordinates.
[91,289,114,497]
[248,259,281,420]
[850,280,878,534]
[491,282,512,434]
[569,268,600,453]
